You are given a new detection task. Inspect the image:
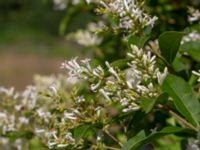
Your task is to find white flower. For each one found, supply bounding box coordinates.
[15,105,23,111]
[0,112,7,119]
[35,128,45,134]
[100,0,157,33]
[99,89,111,101]
[120,98,129,106]
[37,109,51,123]
[0,87,15,97]
[91,81,101,91]
[105,61,120,81]
[53,0,67,10]
[65,132,75,142]
[70,30,102,47]
[46,131,58,140]
[49,85,58,96]
[64,112,77,120]
[61,57,82,76]
[192,70,200,82]
[92,66,104,78]
[19,117,29,125]
[157,67,168,85]
[85,0,98,4]
[188,7,200,23]
[75,96,86,103]
[22,85,37,109]
[57,144,68,148]
[48,141,57,149]
[181,31,200,44]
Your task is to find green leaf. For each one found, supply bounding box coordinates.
[128,35,150,48]
[158,31,185,64]
[180,41,200,62]
[122,130,146,150]
[111,59,129,70]
[162,74,200,127]
[74,125,90,143]
[140,97,156,113]
[122,127,190,150]
[30,138,48,150]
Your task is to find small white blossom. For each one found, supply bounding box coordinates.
[91,80,101,91]
[35,128,45,134]
[53,0,67,10]
[157,67,168,85]
[0,87,15,97]
[69,30,102,47]
[65,132,75,142]
[22,85,37,109]
[192,70,200,82]
[19,117,29,125]
[105,61,120,81]
[99,88,111,101]
[188,7,200,23]
[64,112,77,120]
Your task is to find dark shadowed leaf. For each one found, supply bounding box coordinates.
[128,35,150,48]
[122,127,189,150]
[180,41,200,62]
[74,125,90,143]
[162,74,200,127]
[158,31,185,64]
[140,97,157,113]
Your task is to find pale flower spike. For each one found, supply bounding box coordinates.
[100,0,157,33]
[188,7,200,23]
[61,45,168,114]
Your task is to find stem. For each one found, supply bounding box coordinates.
[158,104,198,132]
[150,48,176,74]
[103,145,120,150]
[104,130,123,147]
[168,110,198,132]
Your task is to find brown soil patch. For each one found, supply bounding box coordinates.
[0,53,65,90]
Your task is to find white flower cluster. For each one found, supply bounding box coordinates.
[67,22,104,47]
[100,0,157,33]
[181,31,200,44]
[61,57,104,84]
[62,45,167,112]
[53,0,98,10]
[188,7,200,23]
[0,75,73,149]
[53,0,67,10]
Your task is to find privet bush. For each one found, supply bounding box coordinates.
[1,0,200,149]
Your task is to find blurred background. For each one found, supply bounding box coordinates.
[0,0,81,90]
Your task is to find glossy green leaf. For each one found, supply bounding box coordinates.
[128,35,150,48]
[122,130,146,150]
[180,41,200,62]
[140,97,156,113]
[74,125,90,143]
[111,59,129,70]
[158,31,185,64]
[122,126,188,150]
[162,74,200,127]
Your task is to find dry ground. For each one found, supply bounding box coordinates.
[0,53,64,90]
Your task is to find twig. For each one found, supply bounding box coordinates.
[168,110,198,132]
[104,130,123,147]
[103,145,121,150]
[158,104,198,132]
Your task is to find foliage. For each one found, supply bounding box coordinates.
[1,0,200,150]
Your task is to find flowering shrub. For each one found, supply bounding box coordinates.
[1,0,200,150]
